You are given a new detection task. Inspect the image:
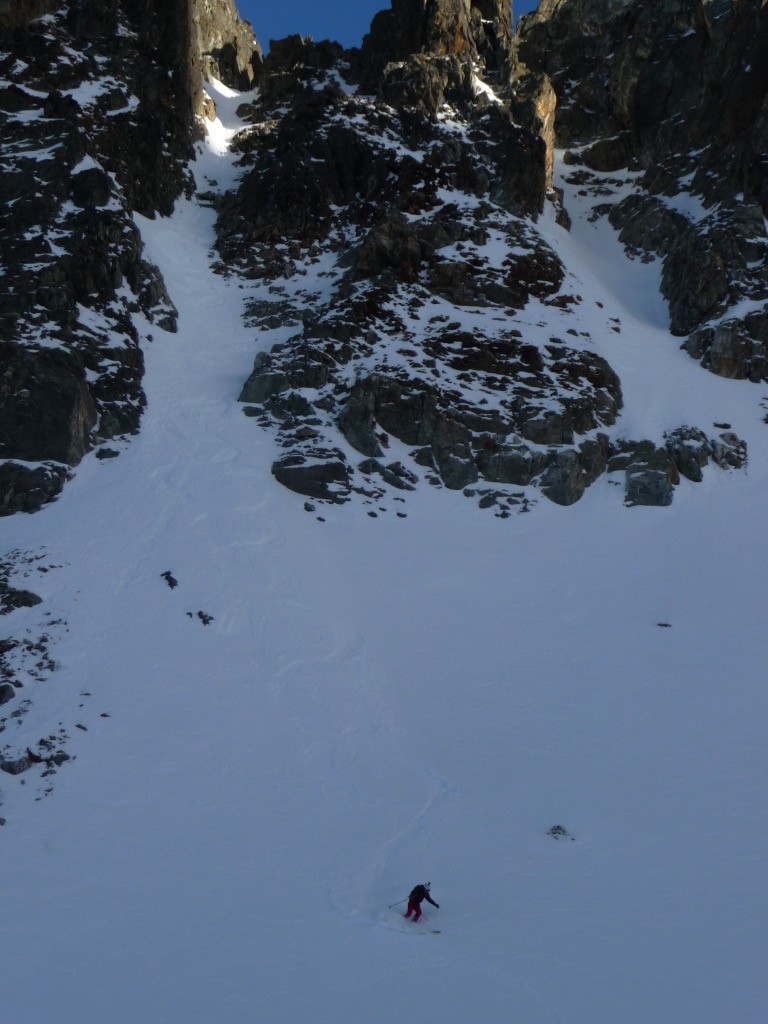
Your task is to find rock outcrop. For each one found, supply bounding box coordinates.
[354,0,514,93]
[3,0,757,518]
[225,18,629,510]
[193,0,262,93]
[351,2,558,188]
[517,0,768,375]
[224,3,749,511]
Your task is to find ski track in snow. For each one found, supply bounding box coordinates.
[1,80,767,1023]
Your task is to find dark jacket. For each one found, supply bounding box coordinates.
[409,884,439,908]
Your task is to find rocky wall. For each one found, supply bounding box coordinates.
[517,0,768,378]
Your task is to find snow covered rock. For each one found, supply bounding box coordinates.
[0,3,190,505]
[0,754,32,776]
[664,427,710,484]
[271,453,352,503]
[227,29,628,508]
[3,0,761,523]
[710,431,748,471]
[0,0,263,513]
[0,463,69,517]
[0,582,42,614]
[354,0,514,94]
[517,0,768,373]
[623,447,678,508]
[686,315,768,383]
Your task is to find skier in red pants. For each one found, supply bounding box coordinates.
[404,882,439,923]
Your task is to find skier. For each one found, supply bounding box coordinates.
[404,882,439,923]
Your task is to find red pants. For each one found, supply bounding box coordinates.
[404,900,421,922]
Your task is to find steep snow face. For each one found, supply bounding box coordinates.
[1,78,767,1024]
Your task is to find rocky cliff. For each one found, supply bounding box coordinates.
[223,10,603,510]
[194,0,262,93]
[0,0,260,515]
[217,0,753,511]
[517,0,768,373]
[354,0,515,91]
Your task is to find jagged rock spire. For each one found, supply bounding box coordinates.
[192,0,263,93]
[356,0,514,92]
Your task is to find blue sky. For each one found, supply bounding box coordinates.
[237,1,540,51]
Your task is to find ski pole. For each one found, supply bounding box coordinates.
[388,898,407,909]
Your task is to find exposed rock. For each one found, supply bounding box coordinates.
[0,0,263,521]
[475,438,547,487]
[0,0,56,31]
[69,166,114,209]
[354,0,514,93]
[0,583,42,614]
[380,53,474,115]
[710,432,747,471]
[579,434,609,485]
[579,132,632,173]
[0,462,69,516]
[239,353,290,404]
[219,94,389,248]
[620,445,679,508]
[161,571,179,590]
[470,102,549,218]
[665,427,710,484]
[507,70,557,190]
[345,209,431,282]
[662,233,731,338]
[0,683,15,706]
[0,1,202,512]
[607,195,734,336]
[608,195,689,264]
[685,315,768,383]
[224,23,623,507]
[520,410,573,446]
[337,386,383,458]
[262,34,342,77]
[228,4,755,515]
[193,0,262,92]
[358,459,418,490]
[0,346,97,465]
[271,454,352,503]
[547,824,574,841]
[0,754,32,775]
[255,35,344,106]
[518,0,768,348]
[469,0,515,72]
[539,449,587,507]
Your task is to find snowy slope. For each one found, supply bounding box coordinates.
[1,79,767,1024]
